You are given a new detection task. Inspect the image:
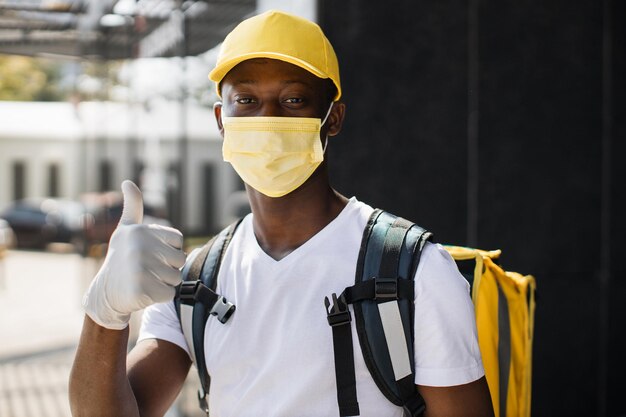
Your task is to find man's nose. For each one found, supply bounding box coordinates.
[257,101,285,117]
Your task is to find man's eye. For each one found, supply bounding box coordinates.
[236,98,255,104]
[284,97,304,104]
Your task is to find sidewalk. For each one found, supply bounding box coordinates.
[0,250,202,417]
[0,250,90,416]
[0,250,97,416]
[0,250,91,360]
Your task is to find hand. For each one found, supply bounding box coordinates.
[82,180,186,330]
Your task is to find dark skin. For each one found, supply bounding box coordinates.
[214,58,348,260]
[68,58,494,417]
[215,58,494,417]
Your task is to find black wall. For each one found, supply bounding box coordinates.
[320,1,625,416]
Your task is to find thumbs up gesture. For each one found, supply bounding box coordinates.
[82,180,186,330]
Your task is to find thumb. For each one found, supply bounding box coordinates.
[119,180,144,225]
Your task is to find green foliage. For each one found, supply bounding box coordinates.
[0,55,66,101]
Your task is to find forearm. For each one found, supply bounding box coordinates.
[418,376,494,417]
[69,315,140,417]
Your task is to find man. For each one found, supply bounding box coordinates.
[69,10,494,417]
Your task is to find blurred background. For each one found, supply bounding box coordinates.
[0,0,623,416]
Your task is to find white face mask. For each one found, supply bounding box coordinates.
[221,104,334,198]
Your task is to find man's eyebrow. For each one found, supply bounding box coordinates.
[283,79,309,84]
[282,80,315,89]
[231,79,257,87]
[229,79,315,89]
[233,79,312,85]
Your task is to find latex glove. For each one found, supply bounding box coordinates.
[82,180,186,330]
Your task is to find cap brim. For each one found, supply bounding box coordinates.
[209,52,341,101]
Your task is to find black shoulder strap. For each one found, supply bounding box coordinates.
[174,218,243,415]
[325,209,432,417]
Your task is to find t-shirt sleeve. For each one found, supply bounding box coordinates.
[413,242,485,387]
[137,300,191,359]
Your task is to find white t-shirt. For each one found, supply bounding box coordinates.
[139,197,484,417]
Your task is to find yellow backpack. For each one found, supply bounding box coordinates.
[445,246,536,417]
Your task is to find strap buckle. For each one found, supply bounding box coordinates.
[210,296,236,324]
[178,280,200,305]
[197,386,209,415]
[178,281,236,324]
[324,293,352,326]
[374,277,398,300]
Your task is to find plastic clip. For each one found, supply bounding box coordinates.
[374,277,398,300]
[324,293,351,326]
[210,296,236,324]
[178,280,199,305]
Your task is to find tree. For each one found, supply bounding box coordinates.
[0,55,65,101]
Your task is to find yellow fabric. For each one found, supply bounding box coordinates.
[222,115,324,198]
[445,246,536,417]
[209,10,342,101]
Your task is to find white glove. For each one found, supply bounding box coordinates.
[82,180,186,330]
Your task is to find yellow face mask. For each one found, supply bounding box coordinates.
[222,105,333,198]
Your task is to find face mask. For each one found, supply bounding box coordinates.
[222,104,333,198]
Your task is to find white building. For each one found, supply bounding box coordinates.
[0,100,245,234]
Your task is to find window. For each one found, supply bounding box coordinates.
[202,163,216,233]
[166,162,181,228]
[99,160,112,192]
[133,160,144,186]
[48,163,60,197]
[12,161,26,201]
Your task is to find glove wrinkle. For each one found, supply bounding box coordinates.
[82,180,186,330]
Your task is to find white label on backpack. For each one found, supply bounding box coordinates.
[378,301,412,381]
[180,304,197,364]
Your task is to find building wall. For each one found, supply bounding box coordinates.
[0,101,241,235]
[320,1,625,415]
[0,139,82,204]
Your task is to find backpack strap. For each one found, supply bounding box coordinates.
[325,209,432,417]
[174,219,243,415]
[325,292,360,416]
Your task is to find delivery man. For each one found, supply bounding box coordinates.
[69,10,494,417]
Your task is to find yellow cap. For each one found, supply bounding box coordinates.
[209,10,341,101]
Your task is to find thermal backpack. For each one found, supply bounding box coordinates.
[174,209,536,417]
[445,246,536,417]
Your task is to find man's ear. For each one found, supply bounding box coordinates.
[327,101,346,137]
[214,101,224,137]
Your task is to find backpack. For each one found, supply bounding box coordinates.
[174,210,535,417]
[445,246,536,417]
